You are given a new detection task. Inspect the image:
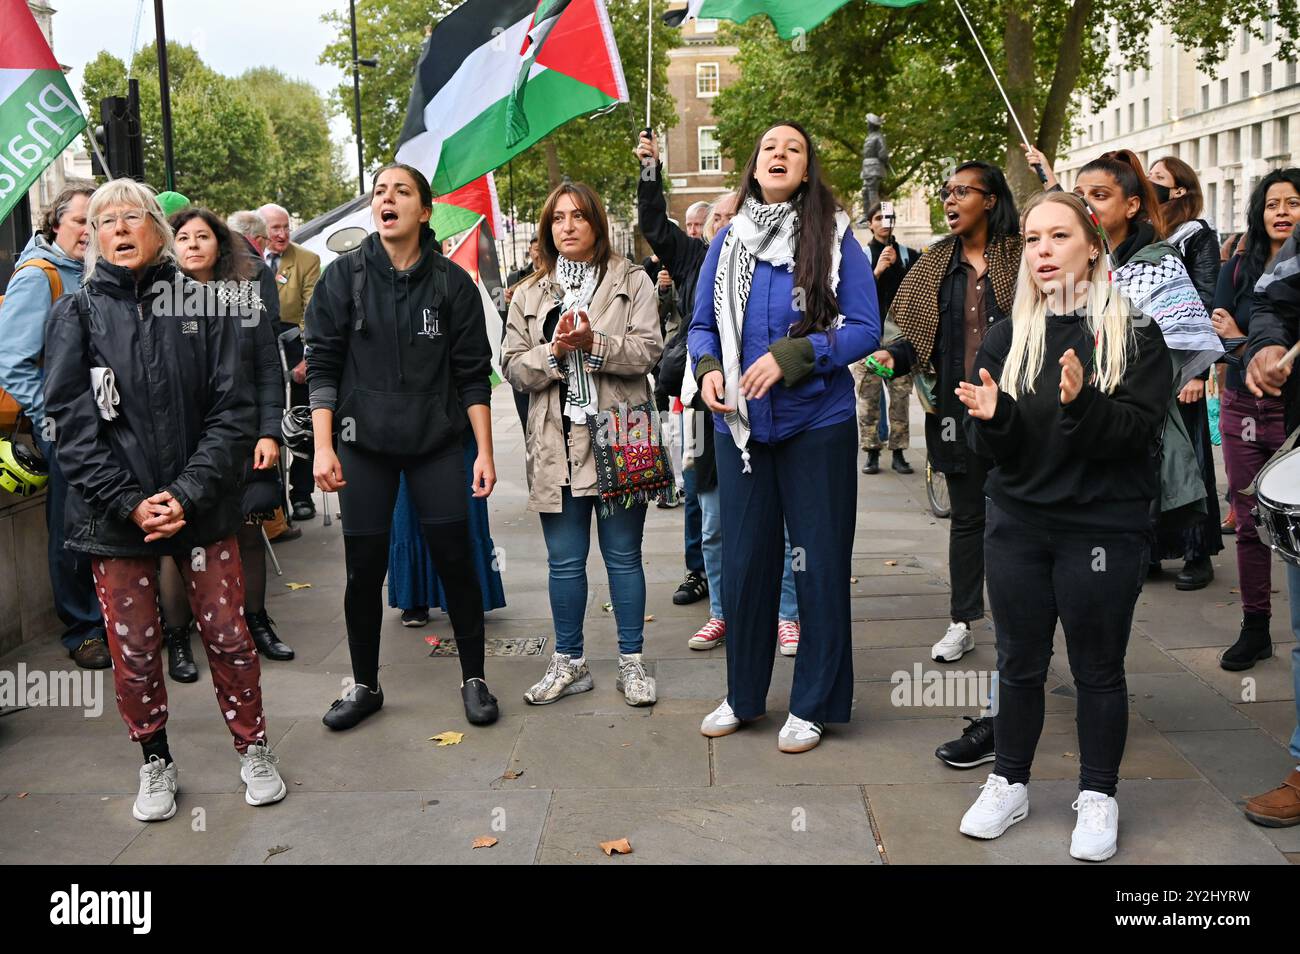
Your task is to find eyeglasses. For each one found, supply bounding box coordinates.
[93,210,148,231]
[940,184,992,202]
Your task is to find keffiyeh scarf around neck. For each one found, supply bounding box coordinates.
[713,194,850,472]
[552,254,600,422]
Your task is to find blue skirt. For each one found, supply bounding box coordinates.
[386,434,507,612]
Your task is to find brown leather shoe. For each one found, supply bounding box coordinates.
[70,638,111,670]
[1243,769,1300,827]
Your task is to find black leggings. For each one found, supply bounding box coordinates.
[985,500,1147,796]
[337,442,485,686]
[159,522,266,626]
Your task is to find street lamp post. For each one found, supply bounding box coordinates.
[154,0,176,191]
[349,0,378,196]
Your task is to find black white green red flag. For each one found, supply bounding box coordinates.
[0,0,87,222]
[396,0,628,196]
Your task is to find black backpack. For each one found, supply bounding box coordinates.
[344,245,448,337]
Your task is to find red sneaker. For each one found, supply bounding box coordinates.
[688,618,726,650]
[778,620,800,656]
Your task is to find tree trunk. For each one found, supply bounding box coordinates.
[1002,1,1041,203]
[544,139,562,189]
[1037,0,1097,167]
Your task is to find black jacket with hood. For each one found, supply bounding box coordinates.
[43,259,255,557]
[305,228,492,456]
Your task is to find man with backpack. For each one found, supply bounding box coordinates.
[0,183,108,669]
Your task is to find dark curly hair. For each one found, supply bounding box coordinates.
[168,206,254,282]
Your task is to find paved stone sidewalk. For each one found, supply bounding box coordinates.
[0,396,1296,864]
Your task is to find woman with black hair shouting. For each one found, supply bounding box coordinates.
[869,161,1023,672]
[307,162,499,731]
[691,121,879,754]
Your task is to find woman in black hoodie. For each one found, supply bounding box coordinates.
[306,163,498,730]
[955,191,1171,862]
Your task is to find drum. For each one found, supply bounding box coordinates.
[1254,447,1300,566]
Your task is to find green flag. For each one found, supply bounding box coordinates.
[0,0,88,223]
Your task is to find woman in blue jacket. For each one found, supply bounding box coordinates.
[690,121,880,753]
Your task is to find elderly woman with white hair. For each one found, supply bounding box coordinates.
[42,178,287,824]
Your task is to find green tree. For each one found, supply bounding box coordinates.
[318,0,679,221]
[80,43,347,218]
[241,67,354,217]
[711,0,1299,208]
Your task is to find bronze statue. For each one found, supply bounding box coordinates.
[859,113,890,225]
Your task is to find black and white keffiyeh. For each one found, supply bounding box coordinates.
[713,195,850,471]
[552,254,600,422]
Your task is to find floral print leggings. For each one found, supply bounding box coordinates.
[92,536,267,753]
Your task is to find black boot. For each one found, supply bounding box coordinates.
[461,677,500,725]
[165,625,198,683]
[1175,556,1214,591]
[247,610,294,661]
[891,449,914,474]
[1220,612,1273,671]
[322,683,384,730]
[862,449,880,475]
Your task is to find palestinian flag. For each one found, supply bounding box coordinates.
[431,172,504,241]
[665,0,925,40]
[447,218,507,387]
[0,0,87,222]
[396,0,627,196]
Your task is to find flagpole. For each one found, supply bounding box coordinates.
[508,160,519,271]
[644,0,653,130]
[952,0,1042,170]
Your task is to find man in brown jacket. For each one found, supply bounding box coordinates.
[258,203,320,520]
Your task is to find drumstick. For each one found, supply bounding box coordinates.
[1276,341,1300,371]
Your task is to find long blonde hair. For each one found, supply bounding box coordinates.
[1000,191,1133,400]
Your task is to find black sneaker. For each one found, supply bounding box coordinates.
[322,684,384,731]
[672,571,708,605]
[935,716,995,769]
[461,678,500,725]
[401,607,430,627]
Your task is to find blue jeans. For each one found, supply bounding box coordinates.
[682,431,704,576]
[539,488,648,657]
[698,486,799,623]
[1286,563,1300,761]
[37,437,105,651]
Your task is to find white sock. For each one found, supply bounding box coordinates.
[570,656,585,668]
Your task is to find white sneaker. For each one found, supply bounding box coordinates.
[700,699,741,738]
[523,653,594,705]
[959,773,1029,839]
[933,621,975,662]
[133,756,178,822]
[778,713,824,753]
[1070,790,1119,861]
[239,742,287,806]
[616,653,657,706]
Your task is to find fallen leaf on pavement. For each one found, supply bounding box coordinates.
[850,577,859,584]
[263,845,291,862]
[285,582,312,590]
[17,792,28,798]
[429,731,464,746]
[502,769,524,780]
[472,836,498,849]
[644,614,655,622]
[602,602,613,613]
[884,560,897,567]
[600,838,633,856]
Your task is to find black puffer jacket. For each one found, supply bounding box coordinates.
[43,260,255,556]
[232,281,285,514]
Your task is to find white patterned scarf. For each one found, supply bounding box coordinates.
[713,194,850,471]
[1115,245,1223,387]
[552,254,600,422]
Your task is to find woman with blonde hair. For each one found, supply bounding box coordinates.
[953,190,1171,861]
